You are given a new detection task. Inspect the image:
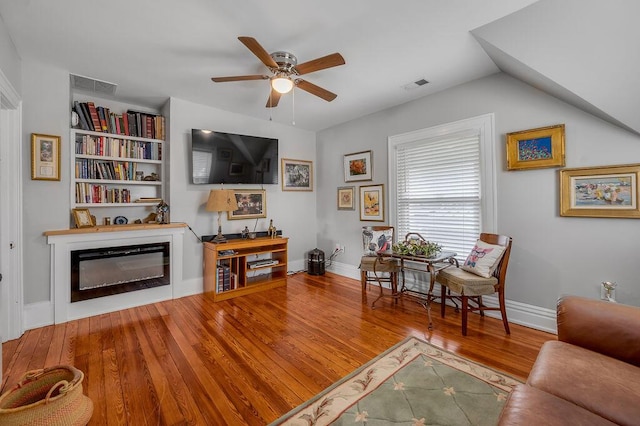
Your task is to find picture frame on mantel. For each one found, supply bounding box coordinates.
[31,133,61,181]
[72,208,95,228]
[506,124,565,171]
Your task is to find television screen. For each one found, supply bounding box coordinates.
[191,129,278,185]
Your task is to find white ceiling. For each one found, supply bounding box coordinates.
[0,0,539,131]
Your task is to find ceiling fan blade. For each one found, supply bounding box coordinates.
[295,53,345,75]
[295,79,337,102]
[265,88,282,108]
[238,36,278,69]
[211,75,269,83]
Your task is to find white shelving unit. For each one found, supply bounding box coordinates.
[70,128,165,224]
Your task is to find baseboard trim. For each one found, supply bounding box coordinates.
[327,261,557,334]
[174,277,202,298]
[24,301,54,330]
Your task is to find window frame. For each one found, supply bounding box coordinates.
[387,113,498,252]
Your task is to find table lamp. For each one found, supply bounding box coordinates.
[206,189,236,243]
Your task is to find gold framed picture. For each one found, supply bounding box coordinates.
[506,124,565,171]
[72,208,95,228]
[281,158,313,191]
[344,150,372,182]
[31,133,61,180]
[359,184,384,222]
[560,163,640,218]
[337,186,355,210]
[228,189,267,220]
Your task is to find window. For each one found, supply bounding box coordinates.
[388,114,496,261]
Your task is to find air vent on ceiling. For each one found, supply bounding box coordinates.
[402,78,429,91]
[70,74,117,96]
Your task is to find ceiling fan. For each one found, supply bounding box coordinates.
[211,36,345,108]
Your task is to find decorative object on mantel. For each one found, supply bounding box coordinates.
[156,200,170,224]
[506,124,565,171]
[31,133,61,181]
[72,208,95,228]
[113,216,128,225]
[206,189,236,243]
[267,219,277,238]
[142,213,157,223]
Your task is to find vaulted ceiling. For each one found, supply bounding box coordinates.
[0,0,638,134]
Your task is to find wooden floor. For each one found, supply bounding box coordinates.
[2,272,553,425]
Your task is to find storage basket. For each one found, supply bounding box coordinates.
[0,365,93,425]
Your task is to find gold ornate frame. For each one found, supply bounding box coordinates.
[31,133,61,180]
[506,124,565,171]
[560,164,640,218]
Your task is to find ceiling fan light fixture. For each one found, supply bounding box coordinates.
[272,76,294,94]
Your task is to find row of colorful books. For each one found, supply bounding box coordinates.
[73,101,166,140]
[75,159,142,181]
[75,135,161,160]
[217,266,238,292]
[75,183,131,204]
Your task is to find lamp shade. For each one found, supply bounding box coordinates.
[206,189,236,212]
[272,77,294,94]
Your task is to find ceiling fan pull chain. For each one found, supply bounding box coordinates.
[292,89,296,126]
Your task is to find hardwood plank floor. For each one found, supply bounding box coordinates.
[2,272,554,425]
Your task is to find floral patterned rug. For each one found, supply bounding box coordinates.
[270,337,521,426]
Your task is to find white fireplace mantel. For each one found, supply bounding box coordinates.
[45,223,186,323]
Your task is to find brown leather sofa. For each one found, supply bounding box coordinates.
[498,295,640,426]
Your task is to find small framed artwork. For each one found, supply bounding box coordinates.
[228,162,244,176]
[72,208,95,228]
[560,163,640,218]
[31,133,61,181]
[337,186,355,210]
[228,189,267,220]
[360,184,384,222]
[506,124,565,171]
[281,158,313,191]
[344,150,373,182]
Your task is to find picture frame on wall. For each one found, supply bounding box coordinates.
[506,124,565,171]
[337,186,355,210]
[228,189,267,220]
[72,208,95,228]
[359,184,384,221]
[344,150,373,182]
[560,163,640,218]
[31,133,61,181]
[281,158,313,191]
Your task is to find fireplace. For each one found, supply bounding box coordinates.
[71,242,170,302]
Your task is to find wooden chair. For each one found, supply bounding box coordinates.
[359,226,400,303]
[436,233,512,336]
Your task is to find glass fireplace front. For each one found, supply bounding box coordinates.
[71,242,170,302]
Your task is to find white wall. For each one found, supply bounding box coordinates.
[317,73,640,311]
[168,97,317,291]
[0,15,21,95]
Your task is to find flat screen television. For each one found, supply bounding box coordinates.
[191,129,278,185]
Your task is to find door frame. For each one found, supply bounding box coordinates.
[0,68,23,344]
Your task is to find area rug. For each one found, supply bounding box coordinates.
[270,337,521,426]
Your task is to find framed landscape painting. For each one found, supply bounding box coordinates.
[344,151,372,182]
[560,164,640,218]
[228,189,267,220]
[506,124,565,171]
[359,184,384,221]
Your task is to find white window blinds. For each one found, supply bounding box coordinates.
[394,130,481,260]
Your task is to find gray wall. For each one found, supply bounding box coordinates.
[0,14,21,94]
[317,73,640,310]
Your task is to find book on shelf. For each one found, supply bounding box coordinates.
[72,101,166,140]
[86,102,102,133]
[73,101,91,131]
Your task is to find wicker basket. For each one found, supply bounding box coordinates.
[0,365,93,425]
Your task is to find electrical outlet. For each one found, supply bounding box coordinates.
[340,244,345,254]
[335,243,341,251]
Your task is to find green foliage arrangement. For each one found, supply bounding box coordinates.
[392,239,442,257]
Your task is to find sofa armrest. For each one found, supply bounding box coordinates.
[557,295,640,367]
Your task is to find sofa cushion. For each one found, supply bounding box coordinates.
[498,384,616,426]
[527,340,640,426]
